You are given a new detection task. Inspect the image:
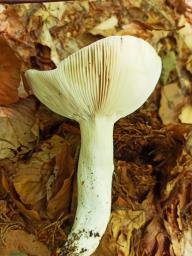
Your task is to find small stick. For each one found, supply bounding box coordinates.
[0,0,71,3]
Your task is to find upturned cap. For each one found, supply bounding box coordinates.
[25,36,161,121]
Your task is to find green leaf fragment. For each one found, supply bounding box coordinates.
[10,252,27,256]
[161,51,176,84]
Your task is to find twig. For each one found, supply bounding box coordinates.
[0,0,72,3]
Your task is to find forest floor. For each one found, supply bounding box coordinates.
[0,1,192,255]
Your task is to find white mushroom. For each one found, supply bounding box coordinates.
[25,36,161,256]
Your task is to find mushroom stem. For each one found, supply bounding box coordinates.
[64,116,115,255]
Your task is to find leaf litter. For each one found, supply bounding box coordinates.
[0,1,192,256]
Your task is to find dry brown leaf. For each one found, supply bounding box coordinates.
[0,229,50,256]
[168,0,191,13]
[47,142,75,219]
[113,160,155,204]
[14,159,53,206]
[95,209,146,256]
[137,217,169,256]
[0,97,38,160]
[0,6,34,66]
[13,135,75,220]
[160,141,192,256]
[117,22,149,39]
[0,36,21,105]
[26,3,67,65]
[0,200,8,215]
[13,199,41,221]
[159,82,186,124]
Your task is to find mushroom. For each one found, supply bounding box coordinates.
[25,36,161,255]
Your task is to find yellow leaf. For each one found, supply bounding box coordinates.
[179,105,192,124]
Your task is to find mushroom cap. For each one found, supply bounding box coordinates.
[25,36,161,121]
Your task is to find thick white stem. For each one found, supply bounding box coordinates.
[64,116,115,255]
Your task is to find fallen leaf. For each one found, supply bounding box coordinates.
[161,50,177,84]
[179,104,192,123]
[14,159,53,206]
[95,209,146,256]
[13,199,41,221]
[0,36,21,105]
[0,97,38,159]
[0,200,8,215]
[159,82,186,124]
[13,135,75,220]
[186,54,192,74]
[47,141,75,219]
[178,15,192,50]
[113,160,154,204]
[28,3,67,65]
[137,217,169,256]
[90,16,118,36]
[117,22,149,39]
[182,230,192,256]
[0,6,34,67]
[0,229,50,256]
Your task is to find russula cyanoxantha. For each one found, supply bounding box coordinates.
[25,36,162,255]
